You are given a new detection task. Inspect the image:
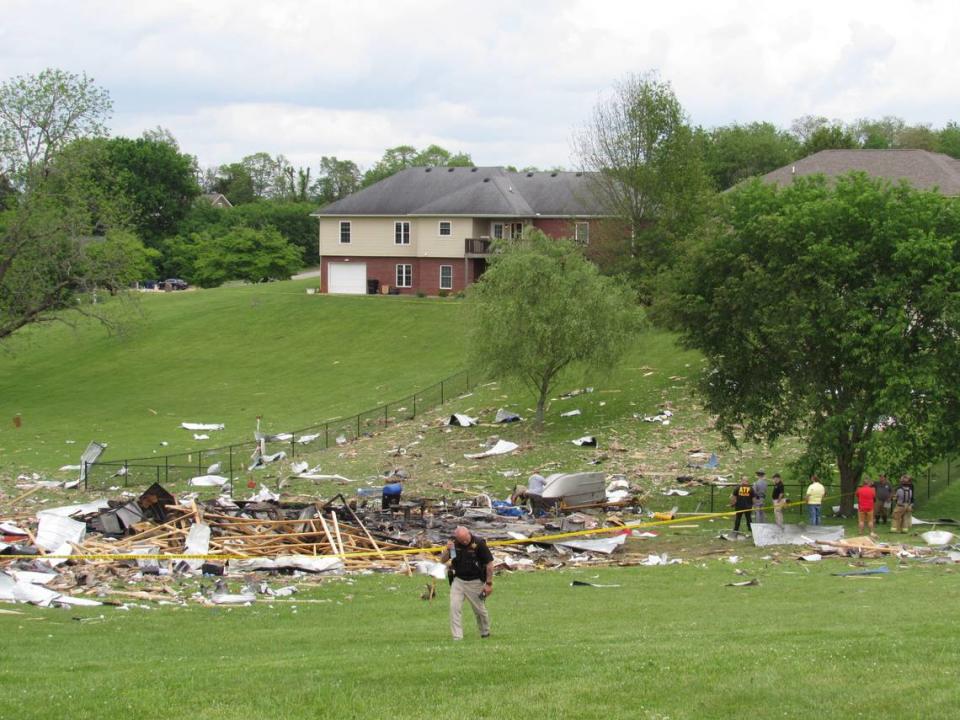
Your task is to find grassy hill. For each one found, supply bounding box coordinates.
[0,280,468,475]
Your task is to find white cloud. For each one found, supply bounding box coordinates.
[3,0,960,170]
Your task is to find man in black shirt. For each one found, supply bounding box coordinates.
[439,526,494,640]
[731,477,755,532]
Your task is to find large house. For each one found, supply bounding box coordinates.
[312,167,608,295]
[760,149,960,195]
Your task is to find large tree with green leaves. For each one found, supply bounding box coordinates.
[469,230,640,427]
[575,72,710,294]
[361,144,473,187]
[0,68,111,184]
[191,225,303,288]
[0,69,150,342]
[701,122,801,191]
[669,173,960,513]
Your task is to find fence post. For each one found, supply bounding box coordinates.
[83,461,88,491]
[441,380,444,405]
[291,435,296,459]
[325,423,329,449]
[357,414,361,439]
[228,445,234,497]
[710,485,715,513]
[384,405,389,426]
[198,451,203,477]
[413,394,417,418]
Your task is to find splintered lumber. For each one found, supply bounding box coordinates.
[330,511,345,556]
[344,503,385,559]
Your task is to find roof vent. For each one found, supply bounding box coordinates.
[526,172,534,177]
[471,167,478,172]
[447,167,454,172]
[425,167,432,172]
[551,172,558,177]
[482,177,490,183]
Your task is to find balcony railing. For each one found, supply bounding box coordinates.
[464,237,493,255]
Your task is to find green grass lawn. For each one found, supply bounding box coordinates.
[2,556,957,720]
[0,281,468,475]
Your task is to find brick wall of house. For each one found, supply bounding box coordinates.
[533,217,577,239]
[321,257,470,295]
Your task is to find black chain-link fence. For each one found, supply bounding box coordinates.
[85,369,475,493]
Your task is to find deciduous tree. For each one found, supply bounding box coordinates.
[668,173,960,513]
[0,68,111,184]
[575,72,710,294]
[468,230,640,427]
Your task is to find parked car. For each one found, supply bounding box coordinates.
[162,278,189,290]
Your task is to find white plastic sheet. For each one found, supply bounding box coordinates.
[181,422,224,431]
[416,561,449,580]
[189,475,229,487]
[464,440,518,459]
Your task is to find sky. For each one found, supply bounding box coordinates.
[2,0,958,172]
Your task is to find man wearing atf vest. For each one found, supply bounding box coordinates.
[439,526,494,640]
[730,476,755,533]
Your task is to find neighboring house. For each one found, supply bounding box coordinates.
[201,192,234,208]
[311,167,608,295]
[760,149,960,196]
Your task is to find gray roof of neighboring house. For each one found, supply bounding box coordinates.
[314,166,608,216]
[759,149,960,196]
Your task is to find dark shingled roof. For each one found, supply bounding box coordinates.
[759,149,960,196]
[315,167,608,216]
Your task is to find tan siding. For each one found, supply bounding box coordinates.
[416,218,467,258]
[319,217,470,258]
[319,217,417,257]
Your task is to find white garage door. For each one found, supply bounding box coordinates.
[328,262,367,294]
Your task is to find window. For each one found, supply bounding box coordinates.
[491,222,504,239]
[575,221,590,244]
[439,265,453,290]
[396,264,413,288]
[394,221,410,245]
[438,221,452,236]
[339,221,351,244]
[509,222,524,239]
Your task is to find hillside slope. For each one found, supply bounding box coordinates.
[0,280,467,474]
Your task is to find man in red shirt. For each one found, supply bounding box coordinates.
[855,477,877,535]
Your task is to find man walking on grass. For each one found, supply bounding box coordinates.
[439,526,494,640]
[855,477,876,535]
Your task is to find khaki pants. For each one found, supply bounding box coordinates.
[892,504,913,533]
[857,509,874,532]
[449,578,490,639]
[773,499,786,527]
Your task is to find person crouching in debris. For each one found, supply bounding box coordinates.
[771,473,786,528]
[382,478,403,509]
[730,477,755,533]
[439,526,494,640]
